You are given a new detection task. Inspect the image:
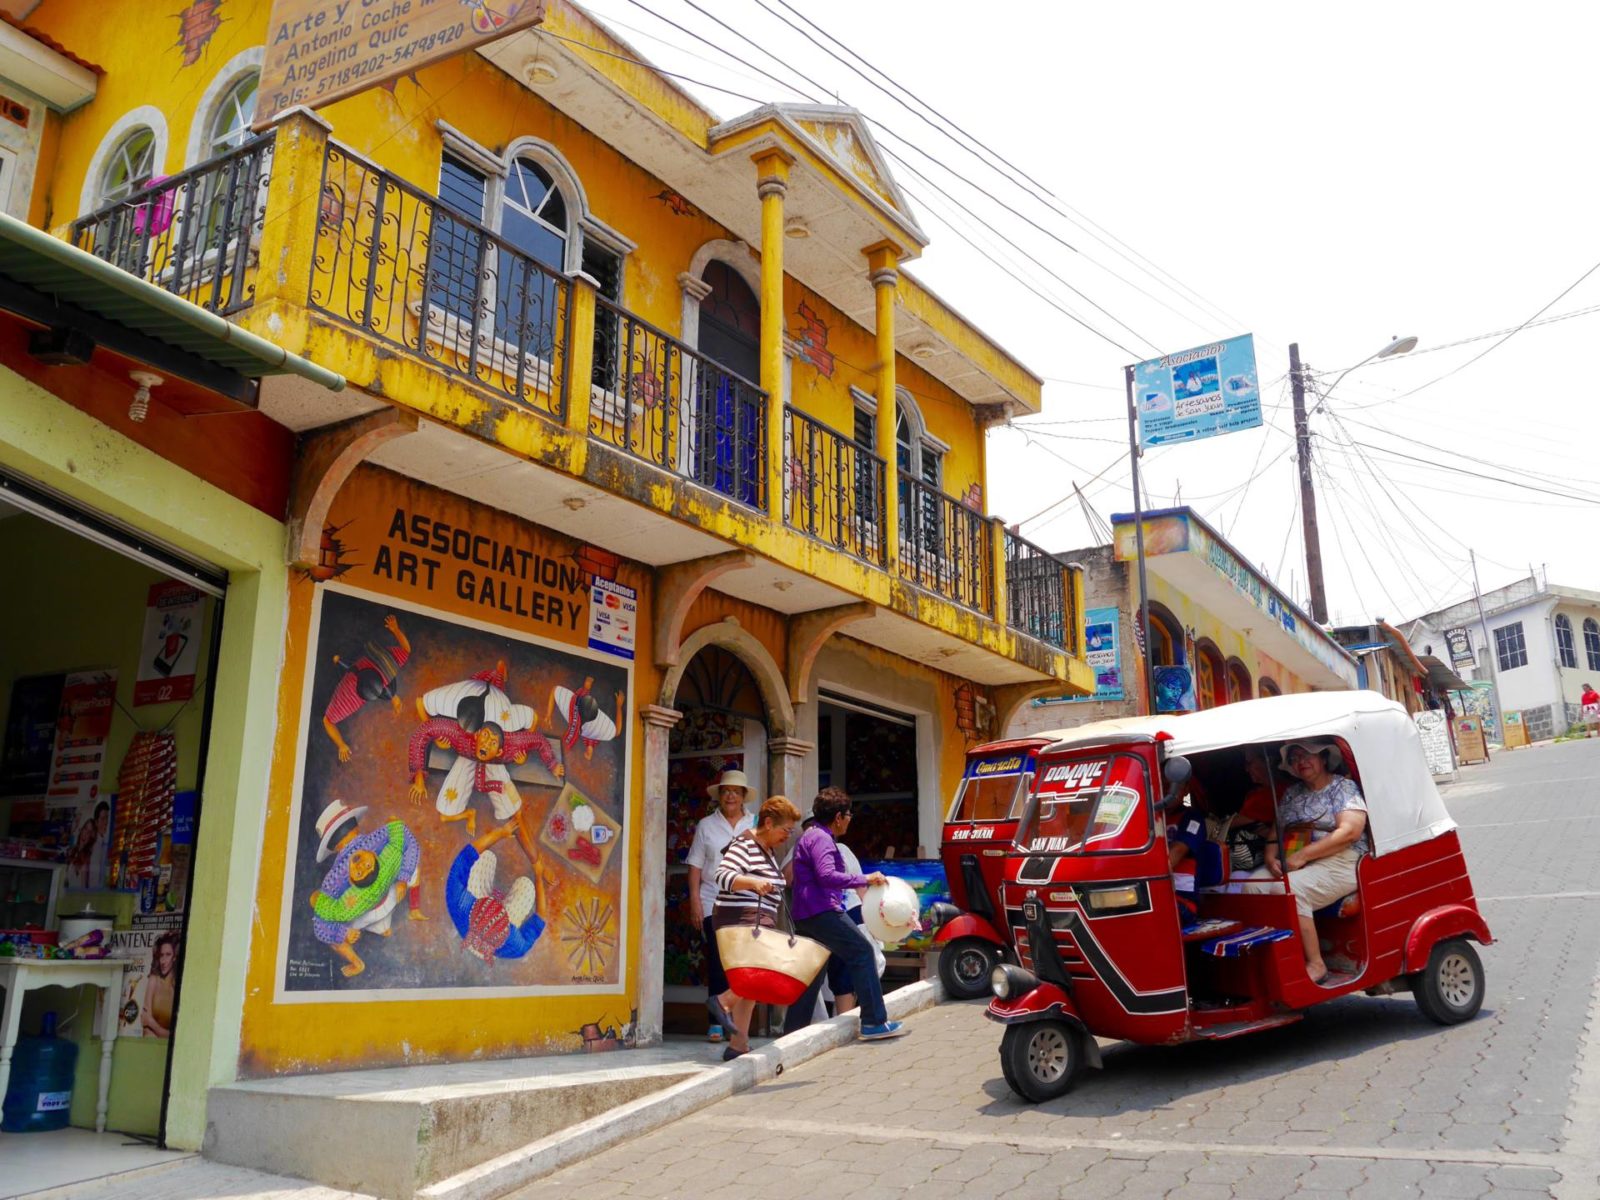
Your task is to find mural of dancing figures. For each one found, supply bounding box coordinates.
[278,584,630,997]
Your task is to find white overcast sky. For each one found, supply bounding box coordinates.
[572,1,1599,626]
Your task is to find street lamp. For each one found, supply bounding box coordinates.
[1290,335,1417,623]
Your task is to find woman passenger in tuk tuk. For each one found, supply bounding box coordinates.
[1240,740,1368,984]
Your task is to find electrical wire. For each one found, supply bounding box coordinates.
[1342,257,1600,410]
[756,0,1258,340]
[1346,442,1600,506]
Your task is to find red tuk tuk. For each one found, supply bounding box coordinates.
[986,693,1492,1102]
[929,736,1053,998]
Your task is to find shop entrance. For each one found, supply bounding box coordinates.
[0,469,223,1174]
[816,691,920,860]
[662,645,768,1036]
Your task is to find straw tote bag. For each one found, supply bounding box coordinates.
[715,921,830,1005]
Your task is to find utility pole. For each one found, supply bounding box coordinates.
[1290,342,1329,624]
[1125,364,1155,715]
[1470,549,1502,729]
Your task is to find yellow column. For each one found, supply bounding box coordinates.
[753,148,794,514]
[991,518,1010,628]
[564,272,598,474]
[240,107,331,349]
[865,241,901,572]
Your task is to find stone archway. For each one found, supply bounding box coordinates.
[637,617,803,1046]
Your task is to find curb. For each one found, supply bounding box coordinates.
[419,978,945,1200]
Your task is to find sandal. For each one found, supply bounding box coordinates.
[722,1045,748,1061]
[707,994,736,1033]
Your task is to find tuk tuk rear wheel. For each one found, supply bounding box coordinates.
[1000,1020,1082,1103]
[1414,938,1485,1025]
[939,938,1000,1001]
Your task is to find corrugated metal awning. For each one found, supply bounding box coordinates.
[0,211,344,394]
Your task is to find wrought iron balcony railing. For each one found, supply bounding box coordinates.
[897,471,991,612]
[1005,528,1072,651]
[588,297,767,512]
[308,142,568,418]
[783,407,887,565]
[69,131,275,316]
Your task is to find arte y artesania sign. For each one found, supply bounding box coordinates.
[255,0,546,126]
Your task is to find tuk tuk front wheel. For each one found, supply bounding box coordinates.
[939,937,1000,1001]
[1000,1020,1082,1103]
[1414,938,1485,1025]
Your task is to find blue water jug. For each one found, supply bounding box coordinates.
[1,1011,79,1133]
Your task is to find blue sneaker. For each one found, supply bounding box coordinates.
[707,1024,723,1043]
[859,1021,906,1041]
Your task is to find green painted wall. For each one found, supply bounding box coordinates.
[0,510,213,1135]
[1,365,293,1149]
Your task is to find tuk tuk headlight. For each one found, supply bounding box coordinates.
[927,902,960,931]
[990,963,1038,1000]
[1084,884,1143,913]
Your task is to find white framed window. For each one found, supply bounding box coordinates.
[1556,614,1577,669]
[1494,621,1527,671]
[97,127,157,206]
[206,73,259,156]
[81,106,169,217]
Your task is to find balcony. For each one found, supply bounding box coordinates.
[62,115,1084,678]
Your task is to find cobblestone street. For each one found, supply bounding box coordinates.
[513,740,1600,1200]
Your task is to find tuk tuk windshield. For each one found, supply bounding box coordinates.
[948,754,1030,822]
[1018,752,1151,854]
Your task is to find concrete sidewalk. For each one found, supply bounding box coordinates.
[19,980,943,1200]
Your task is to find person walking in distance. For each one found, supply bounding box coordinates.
[783,788,907,1041]
[686,769,754,1041]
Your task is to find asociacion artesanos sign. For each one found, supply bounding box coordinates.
[1134,334,1261,448]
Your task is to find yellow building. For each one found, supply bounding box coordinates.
[0,0,1092,1158]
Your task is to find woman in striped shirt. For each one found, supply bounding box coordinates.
[710,795,802,1060]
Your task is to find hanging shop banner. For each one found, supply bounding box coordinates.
[1134,334,1261,448]
[1,673,65,796]
[1444,626,1476,669]
[587,578,637,661]
[1040,607,1123,704]
[134,581,206,706]
[255,0,547,127]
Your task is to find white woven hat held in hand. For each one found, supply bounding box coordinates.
[862,877,920,946]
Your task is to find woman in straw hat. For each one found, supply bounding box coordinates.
[686,768,755,1041]
[1240,740,1369,984]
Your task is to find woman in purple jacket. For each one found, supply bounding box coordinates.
[782,787,907,1040]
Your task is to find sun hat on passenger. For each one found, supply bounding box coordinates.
[1278,740,1343,772]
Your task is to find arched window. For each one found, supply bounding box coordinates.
[1226,658,1252,703]
[1258,677,1282,698]
[1585,618,1600,672]
[96,127,157,207]
[1556,614,1577,669]
[1194,640,1227,710]
[206,72,258,156]
[500,155,567,272]
[1147,605,1182,666]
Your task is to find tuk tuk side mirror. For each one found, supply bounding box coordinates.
[1160,756,1192,810]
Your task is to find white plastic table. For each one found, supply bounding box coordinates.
[0,959,125,1132]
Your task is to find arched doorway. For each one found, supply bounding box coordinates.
[1194,639,1227,710]
[693,261,761,504]
[1226,658,1252,704]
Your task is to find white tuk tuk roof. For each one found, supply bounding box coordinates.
[1034,692,1454,857]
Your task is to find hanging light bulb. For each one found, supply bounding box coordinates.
[128,371,164,423]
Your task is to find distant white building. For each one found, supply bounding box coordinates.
[1404,576,1600,741]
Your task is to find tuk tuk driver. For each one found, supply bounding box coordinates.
[1240,740,1368,984]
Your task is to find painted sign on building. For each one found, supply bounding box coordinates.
[278,583,629,998]
[1444,626,1476,669]
[1039,606,1122,704]
[1134,334,1261,447]
[256,0,547,127]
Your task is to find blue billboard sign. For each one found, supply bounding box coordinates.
[1134,334,1261,448]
